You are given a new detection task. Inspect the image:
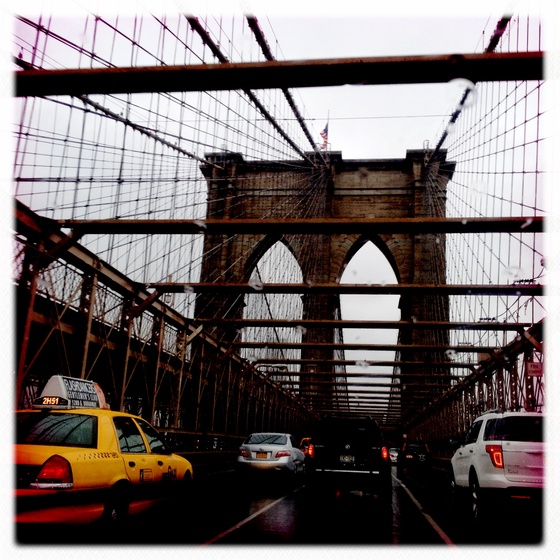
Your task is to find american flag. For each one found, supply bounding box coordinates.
[320,124,328,149]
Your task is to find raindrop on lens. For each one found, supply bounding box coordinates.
[504,265,523,281]
[249,277,263,291]
[447,78,477,109]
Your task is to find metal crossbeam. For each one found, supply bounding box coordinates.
[54,216,544,235]
[15,52,543,97]
[147,282,541,296]
[195,318,531,331]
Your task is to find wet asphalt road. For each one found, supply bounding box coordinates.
[15,465,544,547]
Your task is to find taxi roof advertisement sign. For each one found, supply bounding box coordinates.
[61,377,100,408]
[38,375,103,409]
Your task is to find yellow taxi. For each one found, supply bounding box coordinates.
[15,375,194,525]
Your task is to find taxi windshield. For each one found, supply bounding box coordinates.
[17,412,98,448]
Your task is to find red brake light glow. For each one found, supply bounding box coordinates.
[485,444,504,468]
[32,455,73,489]
[275,450,291,458]
[381,446,389,461]
[307,443,315,459]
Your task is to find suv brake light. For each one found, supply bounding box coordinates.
[485,444,504,468]
[31,455,73,489]
[307,443,315,459]
[381,446,389,461]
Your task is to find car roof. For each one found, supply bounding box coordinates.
[249,431,289,436]
[476,410,544,420]
[16,407,145,421]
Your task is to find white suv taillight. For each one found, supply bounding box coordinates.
[31,455,73,489]
[485,445,504,468]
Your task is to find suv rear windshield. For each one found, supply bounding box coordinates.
[16,412,98,448]
[484,415,544,442]
[403,443,428,452]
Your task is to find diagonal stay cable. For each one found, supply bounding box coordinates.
[246,15,327,163]
[185,16,314,164]
[14,55,225,171]
[429,14,513,164]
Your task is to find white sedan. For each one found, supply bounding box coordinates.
[237,432,306,478]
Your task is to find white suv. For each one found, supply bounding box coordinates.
[450,409,544,522]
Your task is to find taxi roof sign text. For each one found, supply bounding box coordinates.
[33,375,108,409]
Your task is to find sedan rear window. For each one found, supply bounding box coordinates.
[245,433,287,445]
[16,412,97,448]
[484,416,544,442]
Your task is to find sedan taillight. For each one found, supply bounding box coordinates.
[31,455,73,489]
[485,444,504,468]
[239,448,249,458]
[275,450,291,458]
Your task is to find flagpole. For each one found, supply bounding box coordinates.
[320,112,330,151]
[327,110,330,150]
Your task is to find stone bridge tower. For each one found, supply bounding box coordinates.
[196,149,456,413]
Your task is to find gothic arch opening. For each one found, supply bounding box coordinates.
[340,241,401,419]
[242,240,304,386]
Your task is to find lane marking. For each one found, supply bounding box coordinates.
[200,485,303,545]
[202,479,454,546]
[394,474,455,546]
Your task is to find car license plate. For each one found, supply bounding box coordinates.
[256,452,267,459]
[340,454,354,463]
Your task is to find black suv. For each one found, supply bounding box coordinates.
[396,440,432,481]
[307,416,392,500]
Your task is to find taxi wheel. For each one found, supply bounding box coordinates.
[102,484,130,525]
[167,470,194,503]
[178,471,193,499]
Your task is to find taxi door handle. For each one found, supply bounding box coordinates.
[128,461,136,467]
[158,461,164,466]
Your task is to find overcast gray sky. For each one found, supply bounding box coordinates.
[260,13,496,159]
